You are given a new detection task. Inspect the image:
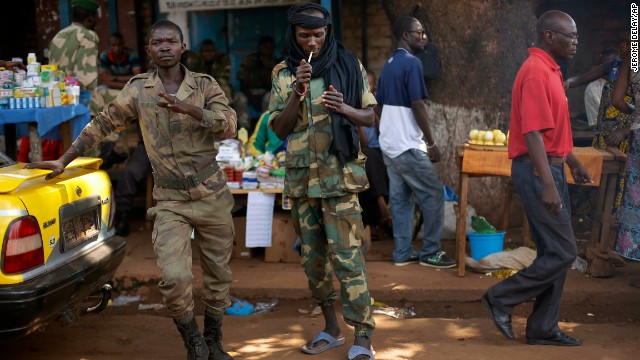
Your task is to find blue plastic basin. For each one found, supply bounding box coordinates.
[467,232,505,260]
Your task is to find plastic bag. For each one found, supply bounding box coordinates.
[112,295,141,307]
[443,185,459,203]
[571,256,588,273]
[440,202,476,240]
[465,246,536,271]
[226,296,254,316]
[254,299,279,314]
[372,306,416,320]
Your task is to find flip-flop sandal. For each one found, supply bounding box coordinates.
[300,331,346,355]
[347,345,375,360]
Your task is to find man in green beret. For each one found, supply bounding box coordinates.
[48,0,130,173]
[49,0,99,92]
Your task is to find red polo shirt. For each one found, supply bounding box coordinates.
[508,48,573,159]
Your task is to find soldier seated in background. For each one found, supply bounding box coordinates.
[200,39,233,103]
[235,36,278,130]
[181,40,237,125]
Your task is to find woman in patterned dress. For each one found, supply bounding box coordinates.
[611,48,640,261]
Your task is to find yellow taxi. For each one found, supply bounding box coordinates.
[0,154,125,340]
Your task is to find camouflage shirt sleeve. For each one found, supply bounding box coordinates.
[267,62,291,131]
[359,61,377,108]
[196,74,237,140]
[71,80,139,153]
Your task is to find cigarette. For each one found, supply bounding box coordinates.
[307,52,313,63]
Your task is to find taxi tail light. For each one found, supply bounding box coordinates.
[108,188,116,231]
[2,216,44,274]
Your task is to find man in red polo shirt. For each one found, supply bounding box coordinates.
[481,10,592,347]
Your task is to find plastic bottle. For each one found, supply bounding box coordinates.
[237,128,248,157]
[27,53,37,64]
[471,215,497,234]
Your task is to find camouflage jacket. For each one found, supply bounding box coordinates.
[72,65,237,201]
[237,52,277,95]
[182,52,233,101]
[268,61,376,198]
[49,22,99,91]
[206,53,233,101]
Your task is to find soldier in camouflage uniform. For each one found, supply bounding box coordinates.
[180,41,233,103]
[236,36,277,129]
[269,4,376,360]
[48,0,125,165]
[28,20,237,360]
[48,0,99,93]
[200,39,233,104]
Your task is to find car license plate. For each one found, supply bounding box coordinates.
[62,208,100,250]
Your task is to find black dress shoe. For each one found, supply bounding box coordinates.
[526,330,582,346]
[481,293,515,340]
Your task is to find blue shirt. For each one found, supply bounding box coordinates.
[376,48,429,158]
[362,125,380,148]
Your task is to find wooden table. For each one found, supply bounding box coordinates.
[454,145,626,276]
[230,188,283,195]
[144,185,285,229]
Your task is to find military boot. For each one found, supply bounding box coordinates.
[174,317,210,360]
[203,312,233,360]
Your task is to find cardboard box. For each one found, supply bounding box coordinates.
[265,212,300,263]
[231,216,252,259]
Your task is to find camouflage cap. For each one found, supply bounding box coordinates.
[71,0,99,11]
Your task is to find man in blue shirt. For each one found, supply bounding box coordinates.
[375,16,455,268]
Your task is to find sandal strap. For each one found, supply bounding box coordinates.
[348,345,374,359]
[311,331,338,345]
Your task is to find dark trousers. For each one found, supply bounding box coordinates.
[487,159,577,338]
[115,142,152,215]
[359,146,389,227]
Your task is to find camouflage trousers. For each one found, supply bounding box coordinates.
[291,194,375,337]
[147,190,235,320]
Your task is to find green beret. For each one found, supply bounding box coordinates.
[71,0,99,11]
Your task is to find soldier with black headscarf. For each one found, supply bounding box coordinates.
[268,3,376,360]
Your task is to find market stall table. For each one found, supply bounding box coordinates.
[228,187,297,263]
[230,188,284,195]
[454,145,626,276]
[0,104,91,160]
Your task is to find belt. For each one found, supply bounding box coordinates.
[153,162,219,190]
[514,154,566,165]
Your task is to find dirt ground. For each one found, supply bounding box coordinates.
[3,220,640,359]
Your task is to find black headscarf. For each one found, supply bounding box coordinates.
[285,3,363,165]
